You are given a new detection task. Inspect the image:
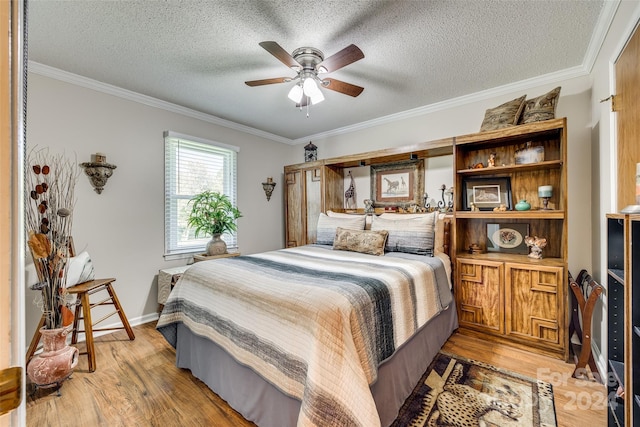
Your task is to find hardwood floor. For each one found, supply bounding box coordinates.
[27,322,607,426]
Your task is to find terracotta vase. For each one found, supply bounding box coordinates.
[206,234,227,255]
[27,326,79,388]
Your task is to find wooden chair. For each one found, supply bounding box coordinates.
[26,239,135,372]
[568,269,604,382]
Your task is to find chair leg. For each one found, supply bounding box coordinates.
[71,295,82,345]
[80,292,97,372]
[26,315,46,363]
[105,283,135,341]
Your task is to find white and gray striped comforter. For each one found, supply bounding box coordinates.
[157,245,452,427]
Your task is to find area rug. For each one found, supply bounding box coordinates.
[392,352,557,427]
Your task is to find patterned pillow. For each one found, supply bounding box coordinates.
[333,228,388,256]
[520,86,561,124]
[316,213,366,245]
[479,95,527,132]
[371,212,437,255]
[326,210,373,230]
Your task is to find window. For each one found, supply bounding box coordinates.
[164,131,239,258]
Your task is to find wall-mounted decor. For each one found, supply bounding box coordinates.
[486,223,529,254]
[462,176,512,211]
[262,177,276,201]
[79,153,116,194]
[370,160,424,207]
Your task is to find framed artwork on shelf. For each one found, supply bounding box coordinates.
[486,223,530,254]
[462,176,512,211]
[370,160,424,207]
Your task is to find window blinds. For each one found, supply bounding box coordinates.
[164,131,239,258]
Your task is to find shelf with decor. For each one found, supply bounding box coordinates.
[453,118,568,360]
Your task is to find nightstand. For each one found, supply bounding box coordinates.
[193,251,240,262]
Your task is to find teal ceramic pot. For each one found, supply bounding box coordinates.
[515,200,531,211]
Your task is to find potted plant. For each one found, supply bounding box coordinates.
[187,191,242,255]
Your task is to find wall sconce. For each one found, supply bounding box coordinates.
[262,177,276,201]
[80,153,116,194]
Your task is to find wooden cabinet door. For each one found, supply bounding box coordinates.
[505,263,564,347]
[304,168,322,244]
[456,259,504,333]
[285,170,304,247]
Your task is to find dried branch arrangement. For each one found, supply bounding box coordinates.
[26,148,80,329]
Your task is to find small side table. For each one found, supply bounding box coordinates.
[194,251,240,263]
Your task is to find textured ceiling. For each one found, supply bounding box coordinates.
[28,0,607,143]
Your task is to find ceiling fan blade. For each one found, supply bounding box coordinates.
[259,41,300,70]
[245,77,290,87]
[323,78,364,97]
[317,44,364,73]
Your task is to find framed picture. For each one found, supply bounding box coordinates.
[370,160,424,207]
[462,176,512,211]
[486,223,530,254]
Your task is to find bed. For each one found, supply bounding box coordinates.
[157,212,458,427]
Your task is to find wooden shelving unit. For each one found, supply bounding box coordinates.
[453,118,569,360]
[607,213,640,427]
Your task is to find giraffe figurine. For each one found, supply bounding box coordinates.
[345,171,356,209]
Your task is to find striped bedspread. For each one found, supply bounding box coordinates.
[157,245,452,427]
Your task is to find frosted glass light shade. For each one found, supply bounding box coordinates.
[287,85,303,103]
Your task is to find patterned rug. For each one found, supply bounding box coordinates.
[392,352,557,427]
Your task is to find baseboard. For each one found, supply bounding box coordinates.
[31,312,161,354]
[591,341,607,383]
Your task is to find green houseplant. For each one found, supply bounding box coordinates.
[187,191,242,255]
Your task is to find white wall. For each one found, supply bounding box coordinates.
[25,73,291,342]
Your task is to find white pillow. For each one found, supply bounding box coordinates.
[316,213,366,245]
[66,251,95,286]
[327,210,373,230]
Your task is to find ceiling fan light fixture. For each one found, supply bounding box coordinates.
[287,84,303,103]
[309,89,325,105]
[303,77,319,96]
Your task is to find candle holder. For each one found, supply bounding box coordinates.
[538,185,553,210]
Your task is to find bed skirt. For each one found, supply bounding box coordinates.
[174,304,458,427]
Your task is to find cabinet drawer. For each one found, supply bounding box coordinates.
[456,259,504,333]
[505,263,564,346]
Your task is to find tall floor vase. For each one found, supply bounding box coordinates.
[27,326,79,394]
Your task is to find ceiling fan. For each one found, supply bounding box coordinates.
[245,41,365,107]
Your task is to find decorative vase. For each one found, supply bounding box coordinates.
[206,234,227,256]
[515,200,531,211]
[27,326,79,389]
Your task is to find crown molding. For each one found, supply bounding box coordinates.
[582,0,620,73]
[292,64,589,144]
[27,61,293,145]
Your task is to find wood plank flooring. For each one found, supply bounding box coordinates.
[26,322,607,426]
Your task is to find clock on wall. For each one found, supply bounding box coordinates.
[304,142,317,162]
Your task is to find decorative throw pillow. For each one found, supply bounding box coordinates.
[520,86,561,124]
[66,251,95,286]
[479,95,527,132]
[371,212,437,256]
[333,228,388,256]
[316,213,366,245]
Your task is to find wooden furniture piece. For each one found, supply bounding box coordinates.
[68,278,135,372]
[607,213,640,427]
[26,278,135,373]
[568,269,604,381]
[284,139,453,248]
[452,118,569,360]
[193,251,240,263]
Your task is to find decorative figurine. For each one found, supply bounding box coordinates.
[487,152,496,167]
[364,199,374,214]
[304,141,318,162]
[525,236,547,259]
[344,170,356,209]
[493,204,507,212]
